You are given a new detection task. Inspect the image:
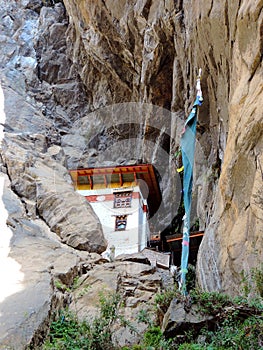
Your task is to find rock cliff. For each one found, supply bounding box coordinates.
[60,0,263,295]
[0,0,262,347]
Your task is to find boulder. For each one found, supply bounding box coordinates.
[162,298,213,338]
[115,252,151,265]
[0,174,94,348]
[1,134,107,253]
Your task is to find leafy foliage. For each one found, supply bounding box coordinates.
[252,264,263,297]
[121,326,172,350]
[154,286,181,314]
[43,310,90,349]
[241,263,263,299]
[43,292,134,350]
[136,309,153,327]
[43,267,263,350]
[179,316,263,350]
[190,289,231,315]
[178,283,263,350]
[141,326,172,349]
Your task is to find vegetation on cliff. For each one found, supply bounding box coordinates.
[42,266,263,350]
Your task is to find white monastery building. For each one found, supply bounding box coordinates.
[69,164,161,258]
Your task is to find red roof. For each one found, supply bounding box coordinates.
[69,164,161,216]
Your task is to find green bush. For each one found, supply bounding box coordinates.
[241,264,263,299]
[42,310,91,349]
[178,344,205,350]
[202,316,263,350]
[43,292,133,350]
[43,274,263,350]
[190,289,231,314]
[136,309,153,327]
[251,264,263,297]
[142,326,168,348]
[154,287,181,314]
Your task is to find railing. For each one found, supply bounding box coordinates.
[166,231,204,243]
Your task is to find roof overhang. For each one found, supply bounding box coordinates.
[69,164,161,216]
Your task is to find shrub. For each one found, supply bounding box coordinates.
[141,326,172,350]
[42,310,91,349]
[205,316,263,350]
[190,289,231,315]
[251,264,263,297]
[241,264,263,299]
[43,292,133,350]
[44,272,263,350]
[178,344,205,350]
[154,287,181,314]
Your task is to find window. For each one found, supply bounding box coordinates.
[113,191,132,208]
[115,215,127,231]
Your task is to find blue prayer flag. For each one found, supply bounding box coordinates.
[180,91,203,294]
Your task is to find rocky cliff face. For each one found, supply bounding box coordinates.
[0,0,262,347]
[60,0,263,295]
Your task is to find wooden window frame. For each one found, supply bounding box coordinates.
[115,215,127,231]
[113,191,132,208]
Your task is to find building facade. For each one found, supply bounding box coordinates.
[69,164,160,258]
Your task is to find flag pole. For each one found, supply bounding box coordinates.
[179,68,203,295]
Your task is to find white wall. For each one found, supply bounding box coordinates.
[77,186,149,257]
[138,198,149,252]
